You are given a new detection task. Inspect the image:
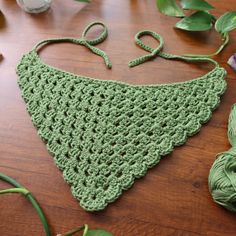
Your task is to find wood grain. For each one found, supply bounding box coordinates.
[1,0,236,235]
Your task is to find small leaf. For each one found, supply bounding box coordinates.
[180,0,214,11]
[85,229,113,236]
[175,11,213,31]
[156,0,185,17]
[215,11,236,33]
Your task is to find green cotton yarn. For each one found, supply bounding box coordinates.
[209,104,236,212]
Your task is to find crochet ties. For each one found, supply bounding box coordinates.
[129,30,219,67]
[34,22,219,70]
[128,30,164,67]
[33,22,112,69]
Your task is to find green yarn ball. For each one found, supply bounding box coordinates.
[209,149,236,212]
[209,104,236,212]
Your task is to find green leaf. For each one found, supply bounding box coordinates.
[156,0,185,17]
[175,11,213,31]
[215,11,236,33]
[85,229,113,236]
[180,0,214,11]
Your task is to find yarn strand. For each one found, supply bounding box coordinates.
[33,22,112,69]
[129,30,219,68]
[228,104,236,147]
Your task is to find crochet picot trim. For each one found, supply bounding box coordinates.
[17,22,227,211]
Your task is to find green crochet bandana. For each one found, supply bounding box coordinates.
[17,22,227,211]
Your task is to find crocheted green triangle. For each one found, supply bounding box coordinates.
[16,22,227,211]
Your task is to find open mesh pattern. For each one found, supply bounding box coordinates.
[17,49,227,211]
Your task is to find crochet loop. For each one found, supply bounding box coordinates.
[33,21,112,69]
[129,30,219,68]
[81,21,108,45]
[129,30,164,67]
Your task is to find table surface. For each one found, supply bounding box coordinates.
[1,0,236,235]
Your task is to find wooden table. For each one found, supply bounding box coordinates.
[0,0,236,235]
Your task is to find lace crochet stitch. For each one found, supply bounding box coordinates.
[17,22,227,211]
